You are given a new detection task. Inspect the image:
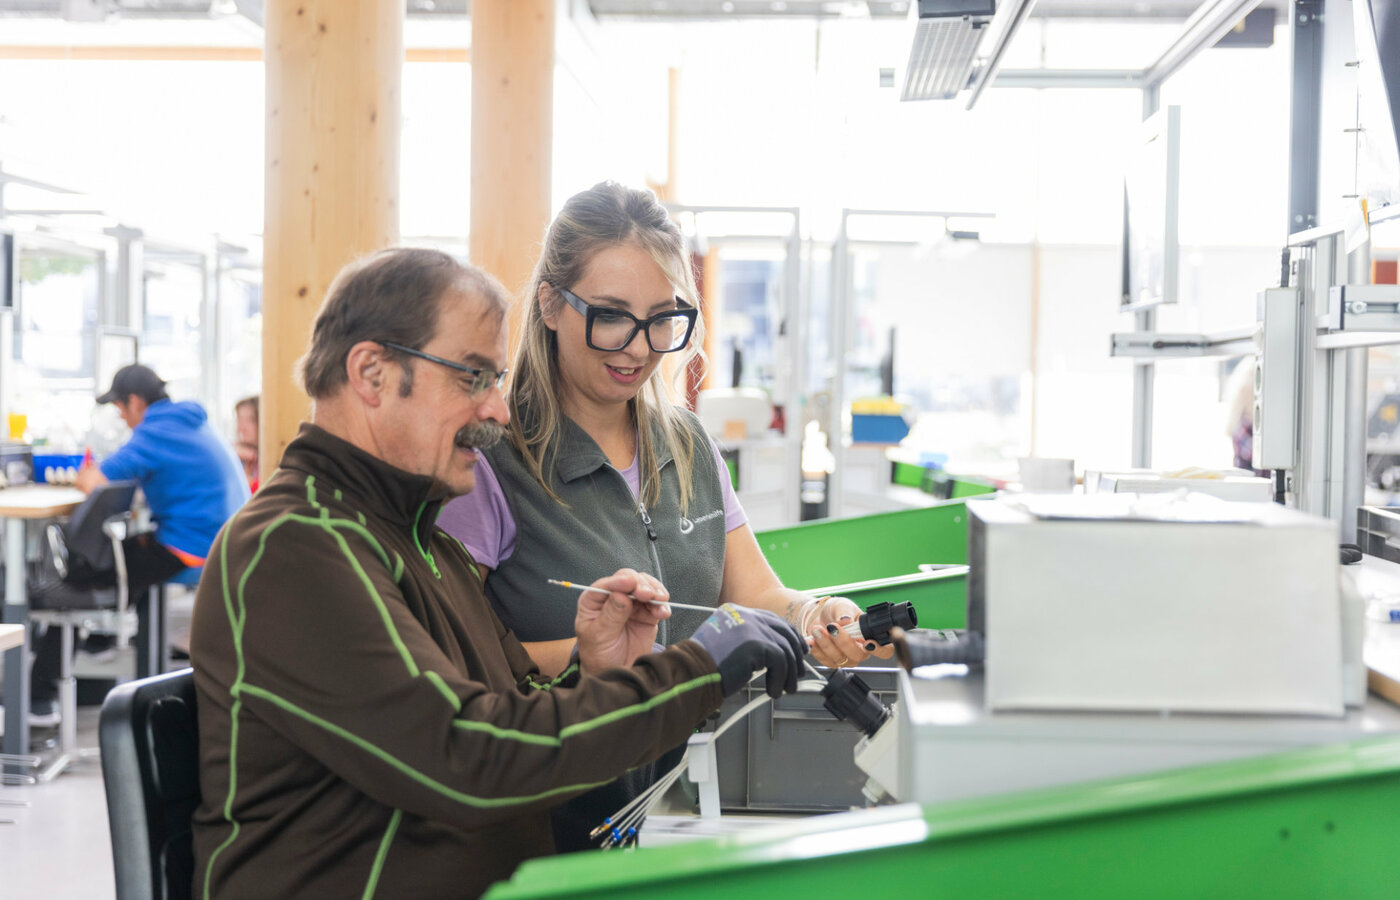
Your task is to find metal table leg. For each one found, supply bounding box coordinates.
[2,519,34,781]
[135,584,167,679]
[33,621,99,782]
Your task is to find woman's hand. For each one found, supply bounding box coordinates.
[574,568,671,672]
[804,597,895,669]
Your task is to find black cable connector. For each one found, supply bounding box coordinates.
[857,601,917,645]
[820,669,891,738]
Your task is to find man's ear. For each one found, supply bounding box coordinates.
[539,283,560,332]
[345,341,391,406]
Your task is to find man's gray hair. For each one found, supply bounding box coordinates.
[298,247,510,400]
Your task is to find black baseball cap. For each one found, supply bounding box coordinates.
[97,364,167,405]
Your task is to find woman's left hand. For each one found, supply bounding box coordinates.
[805,597,896,669]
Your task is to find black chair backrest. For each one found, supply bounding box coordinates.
[64,479,138,578]
[100,668,201,900]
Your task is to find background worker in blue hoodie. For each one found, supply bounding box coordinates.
[29,364,249,724]
[74,363,250,587]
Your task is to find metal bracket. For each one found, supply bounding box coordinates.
[1325,285,1400,332]
[1110,327,1258,360]
[686,732,721,820]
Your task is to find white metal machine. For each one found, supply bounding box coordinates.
[853,491,1382,806]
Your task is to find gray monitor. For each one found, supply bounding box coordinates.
[1120,106,1181,312]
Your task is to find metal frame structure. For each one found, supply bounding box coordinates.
[975,0,1268,467]
[1109,0,1309,468]
[666,204,805,527]
[827,208,994,520]
[919,0,1262,109]
[1287,0,1325,234]
[1110,225,1397,539]
[1109,0,1399,539]
[962,0,1039,109]
[992,0,1263,94]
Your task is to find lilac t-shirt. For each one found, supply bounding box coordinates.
[438,438,747,570]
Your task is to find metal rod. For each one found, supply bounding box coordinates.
[1341,236,1373,540]
[992,68,1145,89]
[546,580,716,614]
[1342,346,1368,540]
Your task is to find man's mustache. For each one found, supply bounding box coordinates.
[455,421,504,451]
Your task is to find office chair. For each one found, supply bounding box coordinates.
[100,668,200,900]
[44,480,139,593]
[26,480,138,780]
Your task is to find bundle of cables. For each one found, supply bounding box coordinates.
[591,661,831,850]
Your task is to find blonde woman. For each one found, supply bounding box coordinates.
[439,183,877,850]
[440,182,877,680]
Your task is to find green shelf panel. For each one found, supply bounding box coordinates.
[949,478,997,499]
[890,461,925,487]
[755,501,974,590]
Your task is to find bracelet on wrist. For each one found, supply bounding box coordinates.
[798,596,832,634]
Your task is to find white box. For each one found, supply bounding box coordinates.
[1085,469,1272,502]
[968,493,1344,717]
[891,669,1400,805]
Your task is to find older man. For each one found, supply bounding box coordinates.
[189,248,804,898]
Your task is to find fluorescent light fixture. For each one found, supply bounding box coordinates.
[900,0,997,101]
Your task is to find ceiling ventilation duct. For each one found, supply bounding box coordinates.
[900,0,1040,107]
[900,0,997,101]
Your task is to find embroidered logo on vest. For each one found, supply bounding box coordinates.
[679,509,723,535]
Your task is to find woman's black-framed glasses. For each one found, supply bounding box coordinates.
[557,287,698,353]
[379,341,508,396]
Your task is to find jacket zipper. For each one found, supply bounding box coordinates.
[637,501,658,542]
[636,499,667,644]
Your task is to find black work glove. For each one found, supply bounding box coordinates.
[688,603,806,698]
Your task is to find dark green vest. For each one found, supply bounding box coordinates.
[483,410,727,645]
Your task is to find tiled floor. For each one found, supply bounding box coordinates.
[0,708,116,900]
[0,588,194,900]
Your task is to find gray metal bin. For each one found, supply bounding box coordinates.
[712,665,898,812]
[1358,506,1400,563]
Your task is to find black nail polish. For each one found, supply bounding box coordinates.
[826,623,839,635]
[864,641,877,652]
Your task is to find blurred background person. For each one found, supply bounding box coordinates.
[235,394,260,492]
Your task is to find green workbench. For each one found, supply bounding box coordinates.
[890,461,1000,500]
[486,734,1400,898]
[755,500,978,628]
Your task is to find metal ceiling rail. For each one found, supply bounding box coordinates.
[992,68,1145,89]
[987,0,1267,94]
[1142,0,1263,86]
[0,167,81,195]
[842,208,995,219]
[963,0,1039,110]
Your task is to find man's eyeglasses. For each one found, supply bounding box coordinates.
[379,341,508,396]
[557,287,698,354]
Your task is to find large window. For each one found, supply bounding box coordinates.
[8,234,106,449]
[141,254,207,406]
[217,269,262,438]
[15,238,101,381]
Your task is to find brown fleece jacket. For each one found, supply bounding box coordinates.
[190,424,722,899]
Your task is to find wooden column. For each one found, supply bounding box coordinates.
[470,0,554,356]
[262,0,402,479]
